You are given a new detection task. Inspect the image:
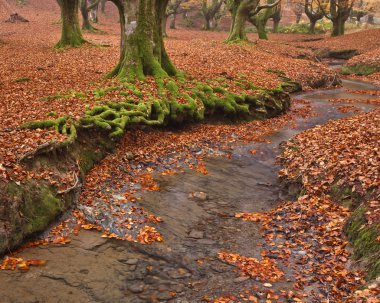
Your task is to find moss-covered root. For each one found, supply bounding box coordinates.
[345,205,380,280]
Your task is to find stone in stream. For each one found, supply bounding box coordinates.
[128,281,145,293]
[188,230,204,239]
[188,191,208,201]
[168,268,191,279]
[234,276,250,283]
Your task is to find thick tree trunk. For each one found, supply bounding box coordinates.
[332,17,345,36]
[204,17,211,30]
[109,0,176,80]
[56,0,86,48]
[256,19,268,39]
[309,19,316,34]
[273,19,280,33]
[226,0,255,42]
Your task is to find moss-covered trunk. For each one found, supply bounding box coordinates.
[331,17,345,36]
[109,0,176,80]
[56,0,86,48]
[226,0,258,42]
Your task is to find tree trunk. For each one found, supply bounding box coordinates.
[169,13,176,29]
[80,0,95,31]
[309,19,316,34]
[162,14,168,37]
[273,19,279,33]
[108,0,176,80]
[332,17,345,36]
[56,0,86,48]
[204,17,211,30]
[295,12,301,24]
[367,14,374,24]
[89,0,99,22]
[100,0,106,13]
[256,19,268,39]
[226,0,253,42]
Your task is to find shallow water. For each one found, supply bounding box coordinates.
[0,78,378,303]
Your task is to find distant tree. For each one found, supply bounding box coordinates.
[250,0,282,39]
[56,0,86,48]
[201,0,224,30]
[226,0,280,42]
[80,0,100,31]
[271,1,282,32]
[317,0,355,36]
[305,0,323,33]
[163,0,183,36]
[291,0,304,23]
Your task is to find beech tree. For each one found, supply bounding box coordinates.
[108,0,176,80]
[291,0,304,23]
[56,0,86,48]
[80,0,101,31]
[305,0,323,33]
[250,0,282,39]
[226,0,280,42]
[163,0,183,36]
[201,0,224,30]
[317,0,355,36]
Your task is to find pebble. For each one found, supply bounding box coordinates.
[157,291,173,300]
[168,268,191,279]
[234,276,250,283]
[126,258,139,265]
[188,192,208,201]
[188,230,204,239]
[128,282,145,293]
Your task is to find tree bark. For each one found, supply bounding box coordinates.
[331,17,345,36]
[100,0,106,13]
[108,0,176,80]
[56,0,86,48]
[309,19,316,34]
[169,13,176,29]
[226,0,258,42]
[80,0,94,30]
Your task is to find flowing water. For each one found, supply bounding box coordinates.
[0,78,378,303]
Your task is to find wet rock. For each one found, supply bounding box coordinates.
[197,239,216,245]
[168,268,191,279]
[125,152,135,160]
[234,276,250,283]
[296,250,307,256]
[128,281,145,293]
[126,258,139,265]
[157,291,173,300]
[188,230,204,239]
[188,192,208,201]
[144,276,161,284]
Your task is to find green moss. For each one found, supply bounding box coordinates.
[20,186,63,234]
[345,206,380,280]
[14,77,31,83]
[21,120,56,129]
[341,64,380,76]
[79,149,102,175]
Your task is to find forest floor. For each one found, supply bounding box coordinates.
[0,1,380,302]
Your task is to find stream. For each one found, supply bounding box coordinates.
[0,77,378,303]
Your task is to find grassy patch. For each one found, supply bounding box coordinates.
[341,64,380,76]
